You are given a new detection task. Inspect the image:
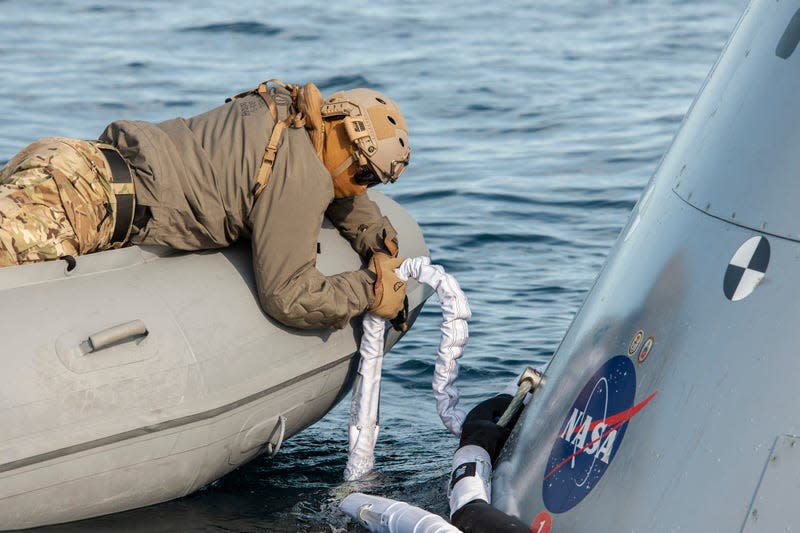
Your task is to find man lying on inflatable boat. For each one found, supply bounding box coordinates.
[0,79,410,331]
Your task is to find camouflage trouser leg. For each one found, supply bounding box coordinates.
[0,137,117,268]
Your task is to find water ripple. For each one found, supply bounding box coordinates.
[316,74,372,91]
[179,21,281,36]
[0,0,749,530]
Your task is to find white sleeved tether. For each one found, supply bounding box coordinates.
[344,313,386,481]
[341,493,461,533]
[447,445,492,519]
[344,256,471,481]
[397,256,471,436]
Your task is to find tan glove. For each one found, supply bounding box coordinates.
[382,228,399,257]
[390,296,409,332]
[369,252,407,319]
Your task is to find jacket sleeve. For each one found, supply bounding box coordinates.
[248,134,377,330]
[325,193,399,258]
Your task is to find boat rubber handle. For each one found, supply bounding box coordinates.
[87,320,149,352]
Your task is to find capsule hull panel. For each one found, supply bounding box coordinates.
[493,1,800,530]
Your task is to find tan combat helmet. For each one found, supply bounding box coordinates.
[321,89,411,185]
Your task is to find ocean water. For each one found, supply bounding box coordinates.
[0,0,748,531]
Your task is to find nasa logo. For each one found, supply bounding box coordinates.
[542,355,656,513]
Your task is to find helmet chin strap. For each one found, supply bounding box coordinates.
[323,119,370,198]
[330,153,367,198]
[330,154,357,180]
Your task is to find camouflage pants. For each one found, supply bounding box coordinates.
[0,137,118,267]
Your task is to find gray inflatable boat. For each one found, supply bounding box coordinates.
[0,192,432,530]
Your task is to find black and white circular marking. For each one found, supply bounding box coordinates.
[723,236,770,301]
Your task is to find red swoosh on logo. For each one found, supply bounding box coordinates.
[544,390,657,481]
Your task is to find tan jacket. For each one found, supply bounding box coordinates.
[99,90,398,329]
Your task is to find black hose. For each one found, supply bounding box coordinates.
[451,500,531,533]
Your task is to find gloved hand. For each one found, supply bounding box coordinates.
[390,296,409,332]
[368,252,407,319]
[459,394,515,464]
[382,228,399,257]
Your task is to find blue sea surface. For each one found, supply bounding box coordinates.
[0,0,747,531]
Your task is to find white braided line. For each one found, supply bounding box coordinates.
[396,256,470,437]
[345,257,471,480]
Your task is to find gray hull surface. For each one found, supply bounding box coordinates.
[494,1,800,531]
[0,192,431,530]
